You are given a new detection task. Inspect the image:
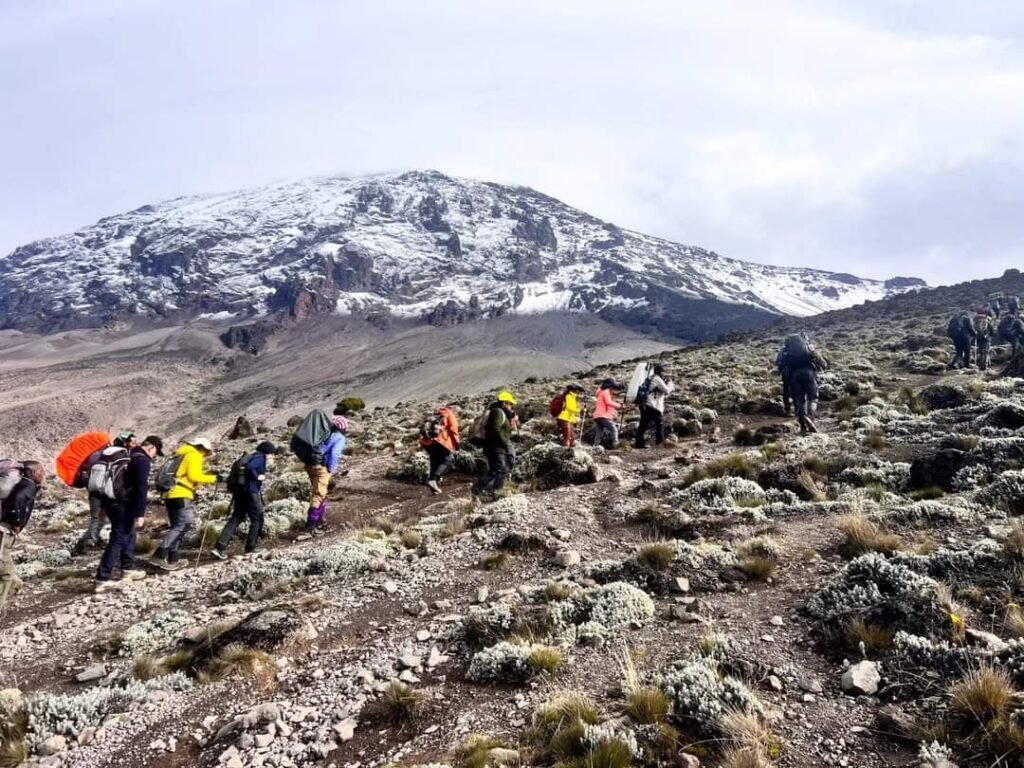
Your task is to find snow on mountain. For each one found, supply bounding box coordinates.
[0,170,924,341]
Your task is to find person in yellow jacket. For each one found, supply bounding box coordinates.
[153,437,219,569]
[556,384,586,447]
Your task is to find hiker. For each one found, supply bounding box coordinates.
[1009,296,1021,316]
[0,461,44,610]
[471,391,517,498]
[76,430,136,554]
[782,335,828,433]
[775,346,792,415]
[974,306,994,371]
[593,379,624,449]
[153,437,218,569]
[634,364,674,449]
[999,312,1024,359]
[420,405,460,495]
[211,441,278,559]
[304,416,347,536]
[554,384,585,447]
[947,313,976,369]
[988,298,1002,319]
[95,436,163,590]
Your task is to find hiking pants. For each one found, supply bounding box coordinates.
[96,502,137,581]
[951,335,972,367]
[558,419,576,447]
[425,443,453,482]
[781,372,792,413]
[791,368,819,431]
[474,446,511,495]
[0,528,21,611]
[634,405,665,448]
[305,465,330,508]
[977,336,991,371]
[160,498,194,561]
[593,418,619,449]
[216,491,264,554]
[78,491,107,549]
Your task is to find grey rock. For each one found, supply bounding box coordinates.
[37,735,68,756]
[333,718,356,742]
[553,550,581,567]
[399,654,422,670]
[75,664,107,683]
[841,660,881,696]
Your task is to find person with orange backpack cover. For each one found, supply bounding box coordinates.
[420,405,460,495]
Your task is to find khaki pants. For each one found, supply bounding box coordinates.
[0,529,23,611]
[306,466,331,508]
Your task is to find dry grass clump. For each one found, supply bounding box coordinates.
[802,454,828,476]
[625,687,670,724]
[951,667,1014,726]
[636,541,676,572]
[760,443,784,462]
[720,747,769,768]
[481,551,511,571]
[908,486,945,501]
[132,655,167,681]
[721,708,783,761]
[1004,520,1024,562]
[374,681,426,726]
[527,646,564,675]
[738,556,776,582]
[444,512,468,538]
[400,529,423,549]
[846,618,895,653]
[458,734,510,768]
[370,516,395,535]
[864,429,888,451]
[683,453,757,487]
[634,504,671,532]
[529,692,600,764]
[544,582,577,602]
[837,514,902,558]
[1006,603,1024,638]
[950,434,980,451]
[206,645,276,685]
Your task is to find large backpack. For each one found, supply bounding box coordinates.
[154,454,186,494]
[0,460,24,501]
[290,409,333,466]
[467,410,490,447]
[55,431,111,488]
[784,334,813,368]
[420,414,443,440]
[87,447,131,500]
[549,393,565,419]
[999,314,1015,340]
[634,377,653,407]
[226,452,256,494]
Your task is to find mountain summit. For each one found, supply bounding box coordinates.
[0,170,923,340]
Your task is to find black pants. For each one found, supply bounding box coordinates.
[951,335,972,367]
[425,443,453,482]
[215,492,264,553]
[96,502,136,581]
[473,446,510,495]
[791,367,819,430]
[977,337,991,370]
[634,405,665,448]
[781,372,792,413]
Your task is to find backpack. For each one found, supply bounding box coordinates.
[226,452,256,494]
[468,411,490,447]
[55,432,111,488]
[634,377,653,406]
[784,334,813,368]
[0,460,24,501]
[87,447,131,500]
[420,415,443,440]
[999,315,1015,340]
[549,394,565,419]
[154,454,186,494]
[290,409,333,466]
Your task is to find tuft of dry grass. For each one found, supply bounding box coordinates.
[1004,519,1024,562]
[720,747,769,768]
[443,512,468,538]
[526,646,564,675]
[207,645,277,685]
[802,454,828,476]
[132,655,167,681]
[838,514,902,558]
[951,667,1014,726]
[908,485,945,501]
[458,734,510,768]
[544,582,576,602]
[864,429,888,451]
[624,687,669,725]
[846,618,895,652]
[370,516,395,535]
[374,681,426,726]
[721,709,783,760]
[481,551,511,571]
[738,556,776,582]
[683,453,757,487]
[635,541,676,572]
[1006,603,1024,638]
[400,529,422,549]
[0,739,28,768]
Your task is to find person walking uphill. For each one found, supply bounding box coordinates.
[555,384,585,447]
[212,441,277,559]
[472,391,517,499]
[95,436,163,589]
[304,417,347,537]
[593,379,624,449]
[0,460,44,610]
[420,406,460,495]
[76,430,137,554]
[783,334,828,434]
[947,313,976,369]
[153,438,218,569]
[974,306,994,371]
[634,365,674,449]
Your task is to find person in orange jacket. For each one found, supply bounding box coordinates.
[420,405,460,495]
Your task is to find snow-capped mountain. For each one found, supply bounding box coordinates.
[0,170,923,343]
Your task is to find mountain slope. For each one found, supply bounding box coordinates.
[0,170,924,339]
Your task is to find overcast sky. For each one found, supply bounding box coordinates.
[2,0,1023,286]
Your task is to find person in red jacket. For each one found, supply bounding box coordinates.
[420,405,461,495]
[593,379,624,448]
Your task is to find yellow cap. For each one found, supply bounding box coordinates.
[497,391,518,405]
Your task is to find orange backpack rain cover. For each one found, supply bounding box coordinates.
[55,431,111,487]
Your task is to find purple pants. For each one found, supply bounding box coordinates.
[307,501,326,526]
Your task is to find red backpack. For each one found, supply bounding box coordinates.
[549,393,565,419]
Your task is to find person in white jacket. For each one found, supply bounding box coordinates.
[634,364,674,448]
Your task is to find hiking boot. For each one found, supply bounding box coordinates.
[94,579,121,593]
[309,527,324,538]
[121,570,146,582]
[151,547,167,563]
[210,548,227,561]
[427,479,442,495]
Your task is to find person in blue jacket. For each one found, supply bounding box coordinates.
[305,417,347,537]
[212,441,278,559]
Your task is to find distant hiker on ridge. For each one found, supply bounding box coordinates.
[420,405,461,495]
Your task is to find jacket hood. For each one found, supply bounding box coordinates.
[176,444,201,458]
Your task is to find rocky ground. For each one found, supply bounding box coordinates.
[3,270,1024,768]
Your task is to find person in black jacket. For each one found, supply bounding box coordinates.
[95,436,163,589]
[211,441,277,559]
[1,460,45,610]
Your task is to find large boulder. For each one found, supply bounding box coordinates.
[841,660,880,696]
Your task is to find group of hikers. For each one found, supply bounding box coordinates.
[0,329,844,609]
[947,295,1024,371]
